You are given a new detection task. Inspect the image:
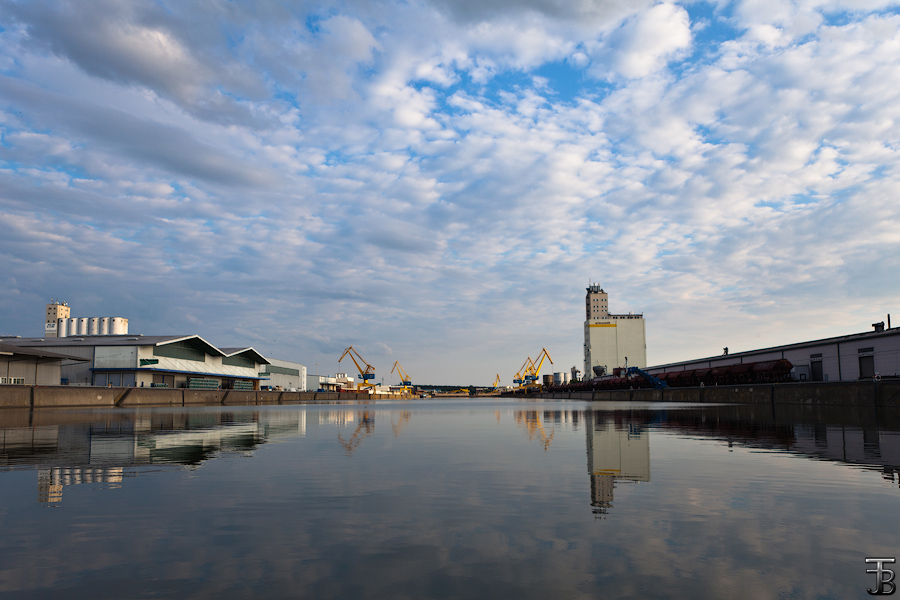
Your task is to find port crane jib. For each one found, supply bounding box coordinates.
[513,357,534,387]
[339,346,376,390]
[525,348,553,385]
[391,361,413,386]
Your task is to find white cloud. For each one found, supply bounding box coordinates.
[588,3,692,79]
[0,1,899,381]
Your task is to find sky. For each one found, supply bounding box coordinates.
[1,0,899,386]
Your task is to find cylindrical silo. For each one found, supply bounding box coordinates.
[57,318,68,338]
[100,317,110,335]
[78,318,88,336]
[68,318,78,336]
[553,372,563,385]
[110,318,128,335]
[89,317,99,335]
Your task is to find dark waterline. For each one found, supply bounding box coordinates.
[1,399,898,599]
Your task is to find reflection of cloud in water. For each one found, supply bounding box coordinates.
[0,404,899,599]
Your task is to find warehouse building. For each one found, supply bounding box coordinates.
[258,357,307,391]
[584,285,647,378]
[0,342,89,385]
[645,321,900,382]
[2,335,270,389]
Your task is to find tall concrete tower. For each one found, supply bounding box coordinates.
[583,285,646,378]
[45,300,70,337]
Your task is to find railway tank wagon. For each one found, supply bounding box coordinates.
[548,359,794,392]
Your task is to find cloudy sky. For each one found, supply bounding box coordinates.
[1,0,899,385]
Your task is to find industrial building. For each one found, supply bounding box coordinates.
[259,358,307,391]
[2,335,270,389]
[0,342,89,385]
[583,285,647,378]
[0,300,314,389]
[307,374,342,392]
[646,321,900,382]
[43,299,128,337]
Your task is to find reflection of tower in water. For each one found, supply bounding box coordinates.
[586,412,650,515]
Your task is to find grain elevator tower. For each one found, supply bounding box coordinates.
[583,285,646,378]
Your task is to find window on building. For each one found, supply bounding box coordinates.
[223,355,257,368]
[154,341,206,362]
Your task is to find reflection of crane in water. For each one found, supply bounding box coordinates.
[515,411,555,451]
[338,410,374,455]
[391,411,411,437]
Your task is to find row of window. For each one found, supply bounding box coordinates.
[152,341,258,368]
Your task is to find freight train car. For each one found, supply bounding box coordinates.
[547,359,794,392]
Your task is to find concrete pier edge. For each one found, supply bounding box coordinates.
[1,381,898,409]
[0,386,404,409]
[532,380,900,407]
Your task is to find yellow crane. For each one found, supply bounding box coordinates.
[339,346,376,390]
[525,348,553,388]
[492,374,501,389]
[391,361,413,391]
[513,357,534,388]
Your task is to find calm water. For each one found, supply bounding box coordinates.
[1,399,899,599]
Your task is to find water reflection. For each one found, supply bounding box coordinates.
[586,415,650,515]
[337,410,375,455]
[653,405,900,483]
[1,402,900,599]
[4,405,900,510]
[0,409,308,505]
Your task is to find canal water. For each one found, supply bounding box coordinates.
[0,399,898,599]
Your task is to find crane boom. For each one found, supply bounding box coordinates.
[391,361,413,386]
[513,357,534,387]
[525,348,553,386]
[339,346,376,390]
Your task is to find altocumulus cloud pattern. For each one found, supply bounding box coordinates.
[1,0,898,384]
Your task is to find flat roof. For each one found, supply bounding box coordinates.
[0,342,90,361]
[5,335,187,347]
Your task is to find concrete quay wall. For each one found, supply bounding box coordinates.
[0,386,400,409]
[539,381,900,406]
